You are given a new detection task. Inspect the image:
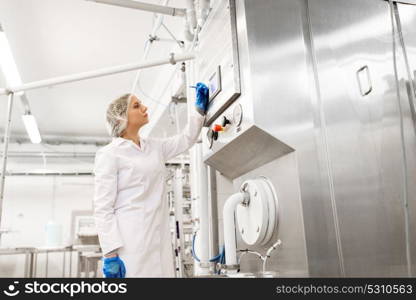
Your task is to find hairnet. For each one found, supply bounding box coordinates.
[106,93,133,137]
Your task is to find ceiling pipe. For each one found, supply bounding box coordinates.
[1,134,110,146]
[184,0,197,42]
[129,0,169,97]
[383,0,416,5]
[86,0,198,44]
[0,52,195,95]
[198,0,210,27]
[5,171,93,176]
[0,152,96,158]
[84,0,186,16]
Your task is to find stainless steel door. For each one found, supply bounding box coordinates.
[308,0,413,276]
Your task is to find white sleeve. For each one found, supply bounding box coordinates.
[160,110,205,161]
[93,148,123,255]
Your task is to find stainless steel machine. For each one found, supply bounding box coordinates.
[192,0,416,277]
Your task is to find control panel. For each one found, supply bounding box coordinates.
[205,103,243,150]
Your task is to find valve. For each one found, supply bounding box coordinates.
[222,116,231,127]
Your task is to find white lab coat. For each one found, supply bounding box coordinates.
[93,111,205,277]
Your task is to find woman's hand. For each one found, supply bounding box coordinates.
[102,255,126,278]
[193,82,209,115]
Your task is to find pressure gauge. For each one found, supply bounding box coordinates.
[233,103,243,127]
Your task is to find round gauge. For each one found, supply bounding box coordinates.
[233,103,243,127]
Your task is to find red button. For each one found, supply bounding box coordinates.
[213,124,223,132]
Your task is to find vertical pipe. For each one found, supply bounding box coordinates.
[45,251,49,277]
[189,145,203,275]
[173,168,184,277]
[62,251,66,278]
[24,252,28,278]
[0,92,14,244]
[69,250,72,278]
[394,3,416,130]
[223,192,244,269]
[33,252,38,278]
[29,252,34,278]
[207,166,219,273]
[77,251,81,277]
[195,143,210,271]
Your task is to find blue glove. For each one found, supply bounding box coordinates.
[102,256,126,278]
[192,82,209,115]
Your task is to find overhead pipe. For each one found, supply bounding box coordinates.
[130,0,169,96]
[0,152,96,158]
[84,0,186,17]
[0,52,196,95]
[183,0,197,42]
[5,171,93,176]
[198,0,210,27]
[2,134,110,146]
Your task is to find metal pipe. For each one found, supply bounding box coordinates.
[45,251,49,277]
[384,0,416,5]
[198,0,211,27]
[262,240,282,273]
[207,165,219,273]
[0,93,14,244]
[394,4,416,129]
[183,0,197,42]
[223,192,246,270]
[195,143,210,270]
[69,250,72,278]
[3,134,110,146]
[185,0,197,31]
[129,0,167,96]
[62,251,66,278]
[5,172,93,176]
[0,53,196,95]
[85,0,186,16]
[1,152,96,158]
[173,168,184,277]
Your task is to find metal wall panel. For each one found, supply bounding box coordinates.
[308,0,411,276]
[241,0,342,276]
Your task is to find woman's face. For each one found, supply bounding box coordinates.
[126,95,149,129]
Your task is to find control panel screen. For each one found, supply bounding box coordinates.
[208,66,222,102]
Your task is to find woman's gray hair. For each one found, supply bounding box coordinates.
[106,93,133,137]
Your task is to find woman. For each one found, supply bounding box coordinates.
[93,83,209,278]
